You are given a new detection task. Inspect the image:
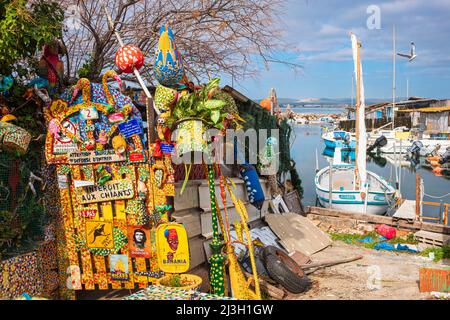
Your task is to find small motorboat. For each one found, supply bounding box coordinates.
[367,127,412,154]
[322,130,356,150]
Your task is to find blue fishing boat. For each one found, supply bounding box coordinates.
[322,130,356,150]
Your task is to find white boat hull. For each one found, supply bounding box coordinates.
[376,139,412,154]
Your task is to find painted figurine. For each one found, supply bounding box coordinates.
[112,135,127,156]
[38,40,65,94]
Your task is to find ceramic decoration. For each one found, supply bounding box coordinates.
[154,25,184,87]
[115,45,144,74]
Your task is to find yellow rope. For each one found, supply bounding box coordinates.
[223,178,261,300]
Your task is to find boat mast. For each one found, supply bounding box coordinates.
[354,39,362,189]
[392,25,396,130]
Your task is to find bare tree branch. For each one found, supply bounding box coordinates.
[58,0,301,84]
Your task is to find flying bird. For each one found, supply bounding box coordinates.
[397,42,417,61]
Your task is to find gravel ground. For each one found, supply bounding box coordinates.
[288,241,449,300]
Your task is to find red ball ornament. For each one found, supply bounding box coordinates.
[115,45,144,73]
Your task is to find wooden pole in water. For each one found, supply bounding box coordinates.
[415,173,421,221]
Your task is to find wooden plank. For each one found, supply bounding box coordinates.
[200,200,270,238]
[393,200,416,220]
[70,166,95,290]
[172,209,202,239]
[117,221,134,289]
[55,166,80,294]
[265,213,331,255]
[307,206,450,234]
[188,236,207,270]
[419,268,450,293]
[134,166,149,288]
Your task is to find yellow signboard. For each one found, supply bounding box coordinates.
[86,221,114,249]
[156,223,190,273]
[76,180,134,204]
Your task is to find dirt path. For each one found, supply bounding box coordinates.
[288,241,448,300]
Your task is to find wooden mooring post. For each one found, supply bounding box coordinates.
[415,173,421,221]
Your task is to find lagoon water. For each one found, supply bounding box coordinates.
[291,123,450,222]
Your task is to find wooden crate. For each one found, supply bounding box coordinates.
[419,268,450,293]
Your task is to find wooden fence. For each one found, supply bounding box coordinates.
[339,117,411,132]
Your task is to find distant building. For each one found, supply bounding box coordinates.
[396,98,450,133]
[346,97,450,133]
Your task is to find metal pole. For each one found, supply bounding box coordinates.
[328,163,333,209]
[406,77,409,99]
[315,148,319,173]
[392,25,396,129]
[399,139,402,197]
[100,0,160,115]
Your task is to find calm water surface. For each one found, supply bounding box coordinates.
[291,124,450,222]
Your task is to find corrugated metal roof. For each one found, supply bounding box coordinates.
[397,106,450,113]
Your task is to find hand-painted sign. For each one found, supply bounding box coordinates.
[128,226,152,258]
[85,221,114,249]
[109,254,129,281]
[76,180,134,204]
[80,107,99,120]
[79,209,97,218]
[128,151,146,164]
[161,143,175,155]
[68,150,126,164]
[156,223,190,273]
[118,119,142,138]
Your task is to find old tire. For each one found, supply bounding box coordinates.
[262,246,311,294]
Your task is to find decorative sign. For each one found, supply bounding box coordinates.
[76,180,134,204]
[118,119,142,138]
[79,209,97,218]
[156,223,190,273]
[128,151,146,164]
[57,175,68,189]
[53,120,79,155]
[80,107,99,120]
[109,254,129,281]
[69,150,126,165]
[134,271,165,279]
[128,226,151,258]
[85,221,114,249]
[54,142,79,155]
[161,143,175,155]
[74,180,95,188]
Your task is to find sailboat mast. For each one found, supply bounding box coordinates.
[354,40,362,189]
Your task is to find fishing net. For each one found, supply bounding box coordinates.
[0,149,48,260]
[236,99,303,197]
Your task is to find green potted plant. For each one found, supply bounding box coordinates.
[156,273,203,291]
[168,78,242,157]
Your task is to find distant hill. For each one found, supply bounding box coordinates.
[254,97,402,107]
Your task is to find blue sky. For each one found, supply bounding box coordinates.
[220,0,450,100]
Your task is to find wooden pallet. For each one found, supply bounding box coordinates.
[414,230,450,247]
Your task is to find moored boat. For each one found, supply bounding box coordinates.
[315,165,395,215]
[322,130,356,150]
[315,33,396,216]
